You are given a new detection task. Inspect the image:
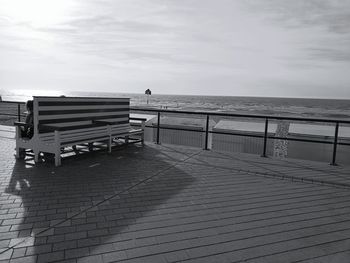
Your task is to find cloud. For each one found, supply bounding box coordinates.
[306,47,350,62]
[244,0,350,33]
[243,0,350,63]
[0,0,350,98]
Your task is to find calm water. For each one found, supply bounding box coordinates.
[2,90,350,119]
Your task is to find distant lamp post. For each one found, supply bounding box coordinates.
[145,89,151,104]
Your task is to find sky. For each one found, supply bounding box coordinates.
[0,0,350,99]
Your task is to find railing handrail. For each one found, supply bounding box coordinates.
[130,107,350,125]
[0,100,26,122]
[0,100,26,105]
[129,106,350,165]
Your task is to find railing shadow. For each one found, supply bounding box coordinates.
[3,144,196,262]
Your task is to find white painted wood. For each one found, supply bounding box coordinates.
[15,96,144,166]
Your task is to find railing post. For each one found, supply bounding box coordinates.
[156,111,160,144]
[331,122,339,166]
[17,103,21,121]
[204,114,210,150]
[261,118,269,157]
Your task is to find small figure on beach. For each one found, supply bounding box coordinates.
[145,89,151,104]
[22,100,34,139]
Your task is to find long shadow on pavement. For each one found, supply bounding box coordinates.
[3,144,197,262]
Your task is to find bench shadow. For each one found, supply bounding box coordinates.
[5,144,196,262]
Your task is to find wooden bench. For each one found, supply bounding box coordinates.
[15,96,144,166]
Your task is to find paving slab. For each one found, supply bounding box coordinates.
[1,137,350,262]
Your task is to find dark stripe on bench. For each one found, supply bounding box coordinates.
[38,114,129,125]
[38,121,129,133]
[38,101,129,106]
[39,123,104,133]
[39,108,129,115]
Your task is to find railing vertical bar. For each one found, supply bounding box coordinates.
[156,111,161,144]
[204,114,210,150]
[17,103,21,121]
[331,122,339,166]
[261,118,269,157]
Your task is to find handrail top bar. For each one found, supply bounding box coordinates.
[1,96,130,103]
[130,107,350,124]
[32,96,130,100]
[1,100,26,104]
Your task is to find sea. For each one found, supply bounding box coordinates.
[1,89,350,120]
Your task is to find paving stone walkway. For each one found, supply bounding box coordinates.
[1,131,350,262]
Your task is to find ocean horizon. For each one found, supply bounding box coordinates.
[1,89,350,120]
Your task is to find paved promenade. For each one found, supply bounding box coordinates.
[1,128,350,262]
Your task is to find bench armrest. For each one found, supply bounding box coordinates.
[92,120,117,125]
[129,117,146,130]
[129,117,147,122]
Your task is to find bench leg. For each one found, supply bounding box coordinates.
[55,151,61,166]
[88,143,94,152]
[54,131,61,166]
[107,137,112,153]
[15,146,26,160]
[34,150,40,163]
[141,133,144,146]
[15,146,20,159]
[125,136,129,145]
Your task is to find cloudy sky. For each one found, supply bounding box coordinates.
[0,0,350,98]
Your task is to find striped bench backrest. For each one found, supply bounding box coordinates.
[33,96,130,134]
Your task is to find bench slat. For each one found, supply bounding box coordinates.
[38,116,129,126]
[60,133,109,144]
[39,121,93,129]
[38,111,129,121]
[61,135,110,146]
[38,123,106,132]
[39,127,109,143]
[39,108,129,116]
[38,101,128,106]
[59,125,112,135]
[38,104,129,111]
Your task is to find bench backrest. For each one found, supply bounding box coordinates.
[33,96,130,135]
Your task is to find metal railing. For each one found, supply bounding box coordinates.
[130,107,350,166]
[0,101,25,122]
[0,100,349,165]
